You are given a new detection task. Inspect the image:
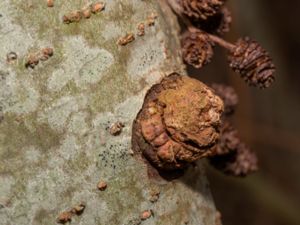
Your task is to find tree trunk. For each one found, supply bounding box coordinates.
[0,1,219,224]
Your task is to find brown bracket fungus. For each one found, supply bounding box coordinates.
[132,73,224,171]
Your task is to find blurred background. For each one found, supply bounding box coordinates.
[188,0,300,225]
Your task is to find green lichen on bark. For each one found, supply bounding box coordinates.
[0,0,218,224]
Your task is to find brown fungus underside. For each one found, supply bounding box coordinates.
[132,73,224,170]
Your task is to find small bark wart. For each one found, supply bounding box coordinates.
[140,210,152,220]
[109,122,124,136]
[97,181,107,191]
[117,33,135,46]
[132,73,224,171]
[6,52,18,63]
[57,211,72,224]
[70,203,86,215]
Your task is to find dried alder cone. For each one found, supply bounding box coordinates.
[173,0,276,88]
[209,84,258,176]
[195,7,232,35]
[208,120,258,176]
[211,83,238,115]
[181,30,214,69]
[133,73,224,170]
[180,0,226,21]
[210,142,258,176]
[211,121,239,155]
[228,37,275,88]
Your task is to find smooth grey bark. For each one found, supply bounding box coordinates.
[0,1,219,224]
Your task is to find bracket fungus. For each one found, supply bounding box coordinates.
[132,73,224,170]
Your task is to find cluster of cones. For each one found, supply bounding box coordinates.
[163,0,276,176]
[209,84,258,176]
[174,0,275,89]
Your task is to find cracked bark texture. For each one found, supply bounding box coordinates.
[0,1,218,225]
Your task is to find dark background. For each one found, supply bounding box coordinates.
[188,0,300,225]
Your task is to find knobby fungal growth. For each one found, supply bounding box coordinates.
[132,73,224,170]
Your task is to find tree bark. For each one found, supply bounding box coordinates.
[0,1,219,224]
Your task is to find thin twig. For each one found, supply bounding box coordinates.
[208,34,235,51]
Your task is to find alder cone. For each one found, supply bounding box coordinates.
[228,37,275,89]
[181,30,214,69]
[211,83,238,115]
[210,143,258,176]
[180,0,226,21]
[211,121,239,155]
[195,7,232,35]
[209,120,258,176]
[215,7,231,34]
[132,73,224,170]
